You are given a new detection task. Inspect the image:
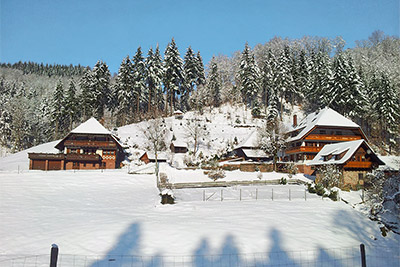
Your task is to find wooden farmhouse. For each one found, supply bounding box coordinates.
[284,107,368,174]
[170,140,188,154]
[28,118,125,170]
[233,131,271,162]
[307,140,384,188]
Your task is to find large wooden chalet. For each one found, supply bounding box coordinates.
[28,118,125,170]
[307,140,384,188]
[285,107,367,162]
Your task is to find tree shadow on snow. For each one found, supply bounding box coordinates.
[193,235,241,267]
[89,222,161,267]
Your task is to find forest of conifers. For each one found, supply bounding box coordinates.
[0,31,399,154]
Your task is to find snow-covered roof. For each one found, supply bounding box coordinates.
[236,131,258,149]
[171,140,187,148]
[55,118,125,150]
[242,149,270,159]
[307,140,376,166]
[141,151,168,161]
[173,110,183,115]
[288,107,361,142]
[71,118,111,135]
[378,156,400,171]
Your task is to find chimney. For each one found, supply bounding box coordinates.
[293,114,297,127]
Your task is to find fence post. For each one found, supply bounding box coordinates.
[203,190,205,201]
[272,189,274,201]
[289,189,291,201]
[360,243,366,267]
[256,188,258,200]
[221,189,223,201]
[240,189,242,201]
[305,189,307,201]
[50,244,58,267]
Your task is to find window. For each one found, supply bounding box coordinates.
[320,130,326,134]
[83,163,86,167]
[336,131,342,135]
[358,173,364,180]
[93,163,96,167]
[102,162,106,168]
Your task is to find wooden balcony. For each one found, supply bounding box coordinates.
[305,134,361,142]
[65,153,101,162]
[64,140,117,148]
[344,161,372,169]
[285,146,321,154]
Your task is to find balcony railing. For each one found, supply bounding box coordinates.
[344,161,372,169]
[65,153,101,162]
[305,134,361,141]
[285,146,321,154]
[64,140,116,148]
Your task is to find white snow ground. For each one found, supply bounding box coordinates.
[0,168,399,266]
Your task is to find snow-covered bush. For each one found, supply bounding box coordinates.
[365,170,400,220]
[208,169,226,181]
[257,171,263,180]
[279,177,287,185]
[285,162,298,178]
[159,172,169,185]
[328,188,340,201]
[317,164,341,189]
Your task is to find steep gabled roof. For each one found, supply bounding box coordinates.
[55,118,124,150]
[307,139,384,166]
[235,130,258,149]
[287,107,363,142]
[71,117,111,134]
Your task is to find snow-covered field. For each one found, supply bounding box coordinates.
[0,168,399,266]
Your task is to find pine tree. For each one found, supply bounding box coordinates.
[195,51,206,87]
[164,38,184,114]
[132,47,146,117]
[208,60,221,107]
[92,60,111,119]
[51,80,66,138]
[79,69,97,119]
[65,79,78,131]
[115,55,134,125]
[145,46,164,116]
[371,72,400,149]
[182,46,198,111]
[275,45,295,119]
[260,49,277,112]
[236,43,260,108]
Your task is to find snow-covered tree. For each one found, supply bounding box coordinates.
[92,60,111,119]
[258,119,287,171]
[132,47,146,117]
[236,43,260,108]
[142,118,168,188]
[51,80,66,138]
[145,46,164,116]
[79,69,97,119]
[115,55,134,125]
[65,79,78,131]
[164,38,184,115]
[317,164,342,189]
[208,60,221,107]
[182,46,198,111]
[184,118,209,155]
[195,51,206,87]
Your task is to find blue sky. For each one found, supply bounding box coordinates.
[1,0,399,73]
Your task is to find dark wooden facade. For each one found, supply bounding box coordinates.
[29,133,124,170]
[285,126,366,162]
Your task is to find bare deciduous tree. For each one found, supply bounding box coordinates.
[141,118,168,188]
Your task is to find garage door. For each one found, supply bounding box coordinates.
[32,160,46,170]
[48,160,61,170]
